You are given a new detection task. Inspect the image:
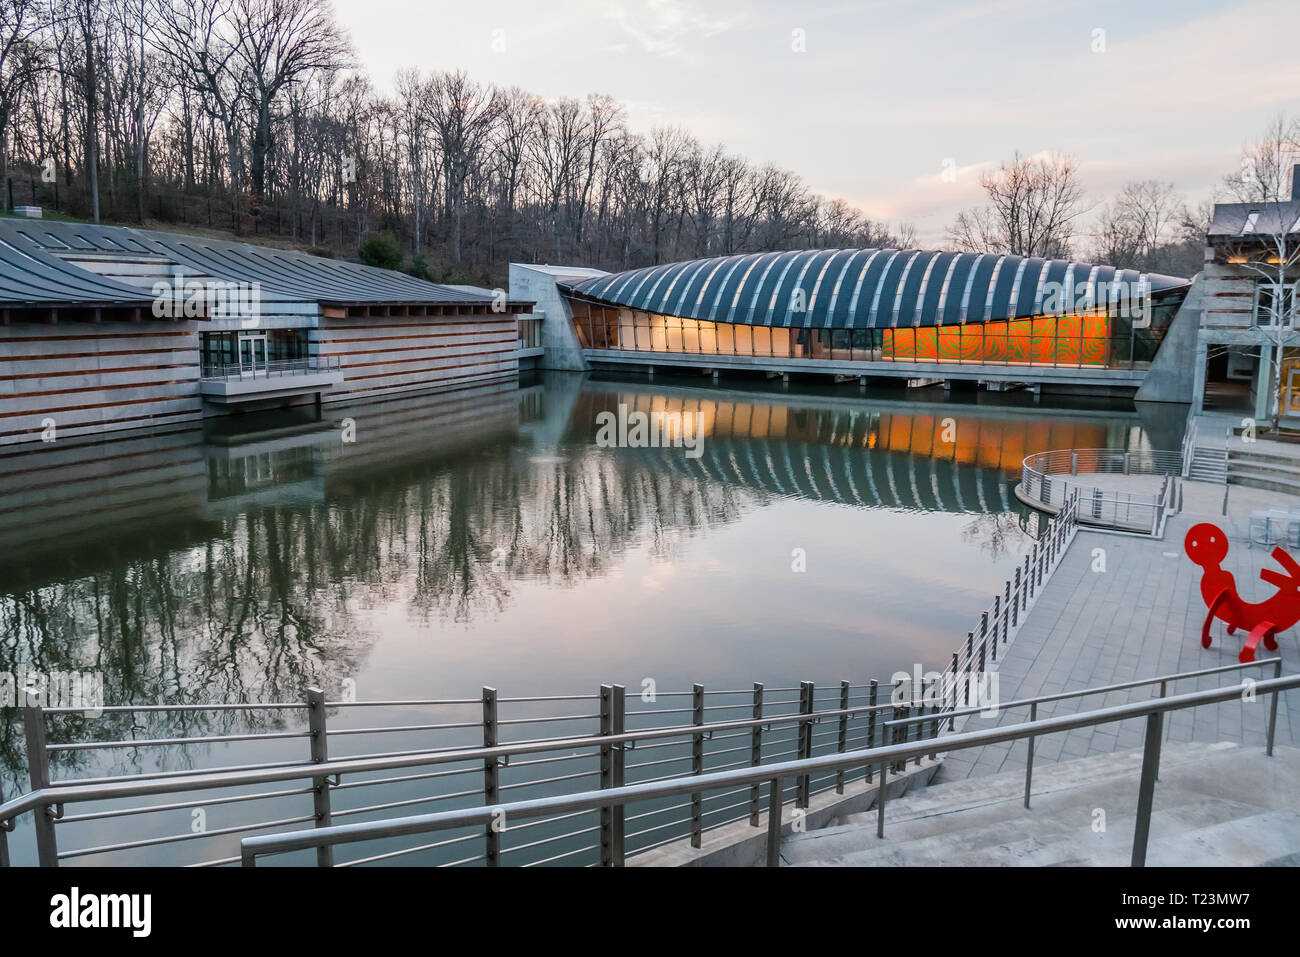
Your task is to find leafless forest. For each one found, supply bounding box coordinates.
[0,0,1233,283]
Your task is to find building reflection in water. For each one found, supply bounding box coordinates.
[0,373,1165,792]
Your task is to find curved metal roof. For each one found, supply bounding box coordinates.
[0,226,156,307]
[561,249,1190,328]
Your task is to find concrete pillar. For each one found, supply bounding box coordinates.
[1254,345,1278,423]
[1191,339,1209,413]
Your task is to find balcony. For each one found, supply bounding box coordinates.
[199,357,344,404]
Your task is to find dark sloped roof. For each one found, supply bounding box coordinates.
[1208,201,1300,239]
[561,249,1190,328]
[0,219,512,307]
[0,224,157,307]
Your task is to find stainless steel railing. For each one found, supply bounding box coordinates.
[1021,449,1181,535]
[0,494,1082,868]
[240,672,1299,869]
[200,356,342,380]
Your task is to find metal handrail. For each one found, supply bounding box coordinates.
[200,356,341,380]
[883,657,1282,729]
[240,673,1300,868]
[0,493,1085,867]
[1021,450,1180,535]
[0,699,916,824]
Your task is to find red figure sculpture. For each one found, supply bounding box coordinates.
[1185,523,1300,662]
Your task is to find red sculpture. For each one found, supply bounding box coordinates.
[1185,523,1300,662]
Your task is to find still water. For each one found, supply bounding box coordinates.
[0,373,1183,864]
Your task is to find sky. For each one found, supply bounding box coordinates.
[327,0,1300,245]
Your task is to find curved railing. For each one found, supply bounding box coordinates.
[1021,448,1182,535]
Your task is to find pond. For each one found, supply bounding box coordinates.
[0,372,1184,865]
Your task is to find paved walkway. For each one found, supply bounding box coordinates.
[940,479,1300,781]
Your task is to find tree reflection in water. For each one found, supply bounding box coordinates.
[0,374,1138,794]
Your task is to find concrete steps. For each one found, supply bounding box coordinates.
[1226,448,1300,494]
[1188,444,1227,482]
[781,742,1300,866]
[1189,448,1227,483]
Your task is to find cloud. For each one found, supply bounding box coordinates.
[601,0,743,58]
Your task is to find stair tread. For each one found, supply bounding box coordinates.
[782,744,1300,866]
[829,742,1231,828]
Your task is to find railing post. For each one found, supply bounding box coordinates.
[749,683,764,826]
[23,690,57,867]
[867,679,879,780]
[876,760,888,838]
[929,681,940,760]
[611,684,626,864]
[482,686,500,866]
[1012,568,1021,628]
[1268,659,1282,757]
[599,684,626,865]
[307,687,333,867]
[797,681,813,808]
[836,680,849,794]
[0,781,9,868]
[1021,555,1031,611]
[691,683,704,848]
[1131,711,1164,867]
[964,634,973,706]
[987,609,997,662]
[947,657,957,730]
[1023,701,1037,808]
[766,777,783,867]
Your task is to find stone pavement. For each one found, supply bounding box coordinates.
[939,479,1300,782]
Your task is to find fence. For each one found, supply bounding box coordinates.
[200,356,342,380]
[240,667,1296,869]
[0,494,1081,867]
[1021,449,1182,535]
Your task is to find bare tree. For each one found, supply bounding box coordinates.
[233,0,347,221]
[948,152,1087,258]
[155,0,247,230]
[0,0,49,187]
[1220,114,1300,431]
[428,70,498,263]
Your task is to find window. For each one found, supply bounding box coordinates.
[1255,282,1298,328]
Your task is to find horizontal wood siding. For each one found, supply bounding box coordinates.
[315,314,520,401]
[0,322,204,446]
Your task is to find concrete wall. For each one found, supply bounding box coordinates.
[1134,275,1203,404]
[508,264,588,371]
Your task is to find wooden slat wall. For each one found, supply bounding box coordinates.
[0,322,204,446]
[0,310,526,447]
[1201,263,1259,331]
[314,313,520,401]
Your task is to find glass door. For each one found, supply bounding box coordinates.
[238,334,268,377]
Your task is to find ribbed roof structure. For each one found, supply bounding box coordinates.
[0,220,514,308]
[561,249,1189,328]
